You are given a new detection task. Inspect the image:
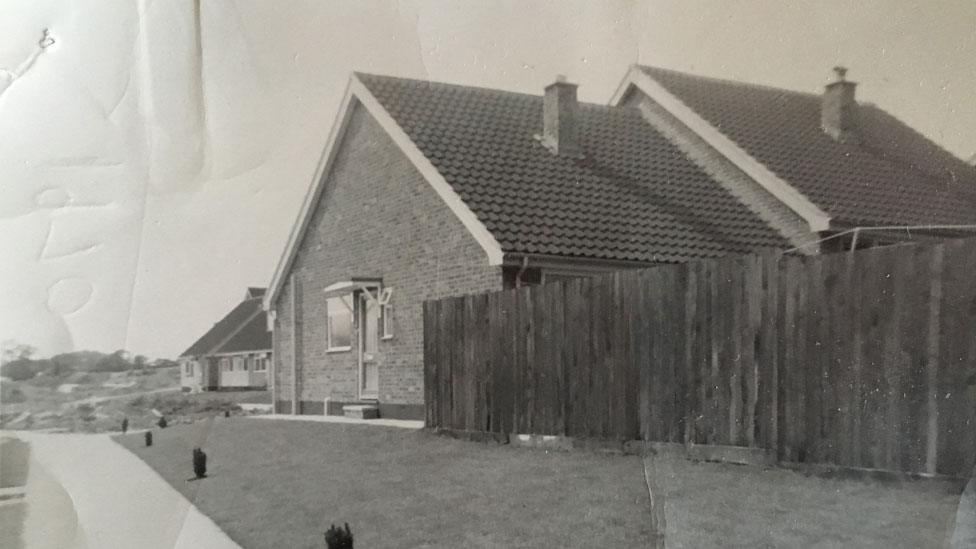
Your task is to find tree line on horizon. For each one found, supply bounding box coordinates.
[0,341,178,382]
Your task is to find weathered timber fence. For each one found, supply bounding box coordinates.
[423,238,976,476]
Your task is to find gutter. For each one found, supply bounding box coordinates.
[502,252,655,271]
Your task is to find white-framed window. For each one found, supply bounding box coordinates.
[326,296,352,351]
[380,304,393,340]
[220,357,230,371]
[184,361,194,376]
[254,355,268,371]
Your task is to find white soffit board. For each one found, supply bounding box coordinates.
[265,79,358,310]
[350,76,504,266]
[610,66,831,233]
[265,74,505,308]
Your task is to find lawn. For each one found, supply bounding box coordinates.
[649,452,964,548]
[0,437,30,549]
[115,419,655,548]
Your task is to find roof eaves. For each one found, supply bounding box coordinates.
[205,305,264,357]
[265,73,505,310]
[351,74,504,265]
[610,65,832,233]
[265,77,359,311]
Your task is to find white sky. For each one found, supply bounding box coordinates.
[2,0,974,359]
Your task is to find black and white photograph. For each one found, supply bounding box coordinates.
[1,1,975,547]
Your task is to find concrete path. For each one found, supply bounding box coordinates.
[251,413,424,429]
[950,466,976,548]
[8,431,240,549]
[21,450,87,549]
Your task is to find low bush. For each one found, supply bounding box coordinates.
[192,447,207,479]
[77,403,96,422]
[27,374,62,389]
[324,523,353,549]
[1,386,26,404]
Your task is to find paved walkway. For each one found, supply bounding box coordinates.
[251,413,424,429]
[951,466,976,548]
[8,431,240,549]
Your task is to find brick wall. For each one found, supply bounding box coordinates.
[272,103,501,413]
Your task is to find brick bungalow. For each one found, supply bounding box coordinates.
[180,287,271,392]
[265,66,976,419]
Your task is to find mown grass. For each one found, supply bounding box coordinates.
[115,419,655,548]
[649,453,963,548]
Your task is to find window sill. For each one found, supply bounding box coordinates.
[326,346,352,354]
[380,335,394,341]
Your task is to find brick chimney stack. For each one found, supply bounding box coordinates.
[541,75,581,157]
[821,66,858,143]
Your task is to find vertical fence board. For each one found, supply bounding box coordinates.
[423,240,976,476]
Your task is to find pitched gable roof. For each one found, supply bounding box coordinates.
[217,311,271,354]
[180,293,269,357]
[266,72,794,308]
[357,73,788,262]
[634,66,976,228]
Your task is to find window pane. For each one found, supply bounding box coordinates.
[386,305,393,337]
[327,297,352,349]
[332,311,351,347]
[365,300,379,354]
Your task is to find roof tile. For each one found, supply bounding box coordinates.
[358,73,789,262]
[640,66,976,227]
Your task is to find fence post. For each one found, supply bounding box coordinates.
[924,245,944,475]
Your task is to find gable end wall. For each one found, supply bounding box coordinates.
[272,103,501,413]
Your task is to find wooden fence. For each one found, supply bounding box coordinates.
[423,239,976,476]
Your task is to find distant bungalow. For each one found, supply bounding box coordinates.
[179,288,271,392]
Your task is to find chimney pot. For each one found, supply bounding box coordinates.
[541,76,581,157]
[822,66,858,143]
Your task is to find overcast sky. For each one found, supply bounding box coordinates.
[2,0,974,359]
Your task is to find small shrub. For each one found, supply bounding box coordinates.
[77,403,96,422]
[324,523,353,549]
[192,447,207,479]
[121,417,129,434]
[128,395,146,408]
[5,387,25,404]
[157,416,168,429]
[28,374,61,389]
[145,431,153,446]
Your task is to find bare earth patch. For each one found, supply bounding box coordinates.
[649,453,963,548]
[115,418,655,548]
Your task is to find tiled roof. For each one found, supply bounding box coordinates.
[217,311,271,353]
[358,73,789,262]
[639,66,976,227]
[180,296,266,357]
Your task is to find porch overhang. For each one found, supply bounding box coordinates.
[322,277,383,297]
[322,277,386,308]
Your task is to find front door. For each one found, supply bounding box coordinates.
[358,292,379,400]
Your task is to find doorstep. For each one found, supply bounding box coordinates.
[342,404,379,420]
